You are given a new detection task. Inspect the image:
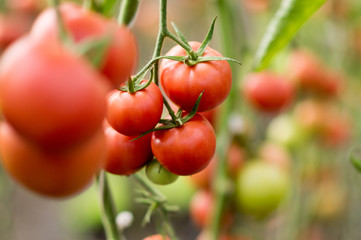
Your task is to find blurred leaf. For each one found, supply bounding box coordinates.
[253,0,327,71]
[350,148,361,173]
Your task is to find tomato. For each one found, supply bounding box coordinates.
[145,159,178,185]
[151,114,216,175]
[242,72,294,113]
[190,190,214,228]
[0,13,32,50]
[0,36,108,150]
[9,0,45,13]
[0,122,105,198]
[258,142,291,172]
[106,81,163,136]
[31,2,138,87]
[319,113,351,147]
[160,41,232,112]
[103,123,153,175]
[235,160,289,218]
[143,234,170,240]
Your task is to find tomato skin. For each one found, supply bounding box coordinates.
[190,190,214,228]
[31,2,138,87]
[143,234,170,240]
[160,41,232,112]
[103,123,153,175]
[145,159,178,185]
[106,81,163,136]
[151,114,216,175]
[0,13,32,49]
[0,122,105,198]
[0,36,108,150]
[243,72,294,113]
[235,160,289,218]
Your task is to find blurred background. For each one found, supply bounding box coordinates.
[1,0,361,239]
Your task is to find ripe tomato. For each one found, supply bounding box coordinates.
[145,159,178,185]
[0,36,108,150]
[0,13,32,50]
[151,114,216,175]
[243,72,294,113]
[31,2,138,87]
[160,41,232,112]
[190,190,214,228]
[0,122,105,198]
[106,81,163,136]
[235,160,289,218]
[103,123,153,175]
[143,234,170,240]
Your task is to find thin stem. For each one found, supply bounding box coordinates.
[118,0,140,25]
[96,171,123,240]
[164,30,195,55]
[163,97,180,125]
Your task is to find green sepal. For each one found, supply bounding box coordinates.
[180,91,203,124]
[197,56,242,65]
[350,148,361,173]
[171,22,192,50]
[196,17,217,57]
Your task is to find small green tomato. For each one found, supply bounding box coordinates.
[146,160,179,185]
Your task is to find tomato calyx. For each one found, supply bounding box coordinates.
[169,18,241,67]
[131,91,204,142]
[119,70,154,94]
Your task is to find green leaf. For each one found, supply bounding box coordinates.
[102,0,121,18]
[350,148,361,173]
[196,17,217,57]
[253,0,327,71]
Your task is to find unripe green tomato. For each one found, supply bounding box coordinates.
[235,160,289,218]
[266,114,308,149]
[146,160,179,185]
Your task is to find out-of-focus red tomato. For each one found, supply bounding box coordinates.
[0,13,32,49]
[320,114,351,147]
[31,2,138,88]
[0,36,108,150]
[243,72,294,113]
[143,234,170,240]
[0,122,105,198]
[258,142,291,172]
[9,0,45,13]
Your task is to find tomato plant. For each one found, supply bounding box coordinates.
[0,35,108,150]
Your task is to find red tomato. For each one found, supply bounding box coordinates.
[243,72,294,113]
[0,36,108,150]
[143,234,170,240]
[0,122,105,198]
[106,81,163,136]
[103,123,153,175]
[190,190,214,228]
[160,41,232,112]
[0,13,32,49]
[31,2,138,87]
[151,114,216,175]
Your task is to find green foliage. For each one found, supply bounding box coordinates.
[253,0,327,71]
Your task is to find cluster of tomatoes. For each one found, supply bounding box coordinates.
[0,1,234,199]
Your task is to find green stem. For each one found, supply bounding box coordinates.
[96,171,123,240]
[132,173,179,240]
[118,0,140,25]
[209,0,240,239]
